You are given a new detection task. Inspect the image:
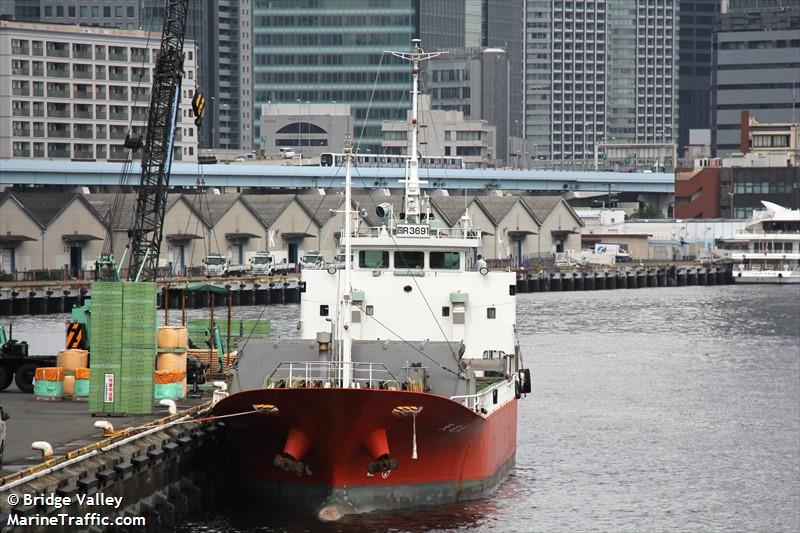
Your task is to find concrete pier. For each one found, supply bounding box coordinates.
[0,389,230,531]
[509,264,733,295]
[0,266,735,316]
[0,276,301,317]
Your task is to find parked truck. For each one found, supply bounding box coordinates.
[0,325,57,393]
[595,243,632,263]
[204,253,228,277]
[299,250,325,270]
[249,251,276,275]
[269,251,296,275]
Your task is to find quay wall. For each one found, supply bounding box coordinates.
[514,264,733,293]
[0,404,230,533]
[0,265,733,318]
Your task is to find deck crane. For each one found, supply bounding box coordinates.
[125,0,192,282]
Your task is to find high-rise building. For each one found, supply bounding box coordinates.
[423,48,510,165]
[677,1,721,154]
[420,0,524,159]
[0,20,199,162]
[482,0,524,140]
[10,0,249,151]
[711,0,800,156]
[251,0,417,155]
[523,0,678,163]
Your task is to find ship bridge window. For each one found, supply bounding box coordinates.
[359,250,389,269]
[430,251,460,269]
[394,251,424,270]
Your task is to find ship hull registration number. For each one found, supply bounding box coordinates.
[396,224,429,237]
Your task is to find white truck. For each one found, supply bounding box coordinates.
[299,251,325,271]
[225,261,251,277]
[204,253,228,277]
[269,250,296,275]
[249,251,275,276]
[595,243,632,263]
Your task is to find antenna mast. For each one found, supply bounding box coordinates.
[388,39,445,224]
[341,135,354,388]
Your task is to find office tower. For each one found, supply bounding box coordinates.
[711,0,800,156]
[0,20,199,161]
[420,0,524,161]
[251,0,417,155]
[524,0,678,163]
[9,0,249,151]
[677,1,721,154]
[423,48,510,165]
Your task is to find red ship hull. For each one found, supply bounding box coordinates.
[212,387,518,519]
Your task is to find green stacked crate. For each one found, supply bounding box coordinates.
[88,282,124,414]
[120,282,156,414]
[88,282,157,415]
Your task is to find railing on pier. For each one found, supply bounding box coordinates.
[264,361,401,390]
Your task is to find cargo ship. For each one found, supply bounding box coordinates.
[212,40,530,521]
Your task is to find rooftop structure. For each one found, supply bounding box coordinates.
[381,94,497,168]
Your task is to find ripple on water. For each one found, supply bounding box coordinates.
[10,286,799,532]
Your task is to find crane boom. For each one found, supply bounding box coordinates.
[127,0,190,282]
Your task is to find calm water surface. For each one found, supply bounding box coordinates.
[8,285,799,532]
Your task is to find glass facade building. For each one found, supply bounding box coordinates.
[524,0,677,162]
[251,0,417,154]
[677,0,720,153]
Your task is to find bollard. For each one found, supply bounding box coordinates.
[32,441,54,461]
[94,420,114,436]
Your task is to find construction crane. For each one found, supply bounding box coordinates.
[126,0,192,282]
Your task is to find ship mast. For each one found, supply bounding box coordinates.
[341,135,354,388]
[389,40,444,225]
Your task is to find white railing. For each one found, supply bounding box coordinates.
[264,361,400,390]
[450,379,509,411]
[730,252,800,260]
[353,226,483,240]
[735,232,800,238]
[735,263,799,272]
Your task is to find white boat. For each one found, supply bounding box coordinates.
[730,201,800,284]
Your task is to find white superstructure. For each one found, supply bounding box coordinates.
[301,40,519,384]
[731,201,800,284]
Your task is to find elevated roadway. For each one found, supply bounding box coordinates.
[0,159,674,193]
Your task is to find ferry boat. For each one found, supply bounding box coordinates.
[211,40,530,521]
[731,201,800,284]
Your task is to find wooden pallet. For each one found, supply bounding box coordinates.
[186,349,238,374]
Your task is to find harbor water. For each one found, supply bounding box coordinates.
[7,285,799,532]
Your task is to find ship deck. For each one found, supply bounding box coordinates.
[0,385,211,475]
